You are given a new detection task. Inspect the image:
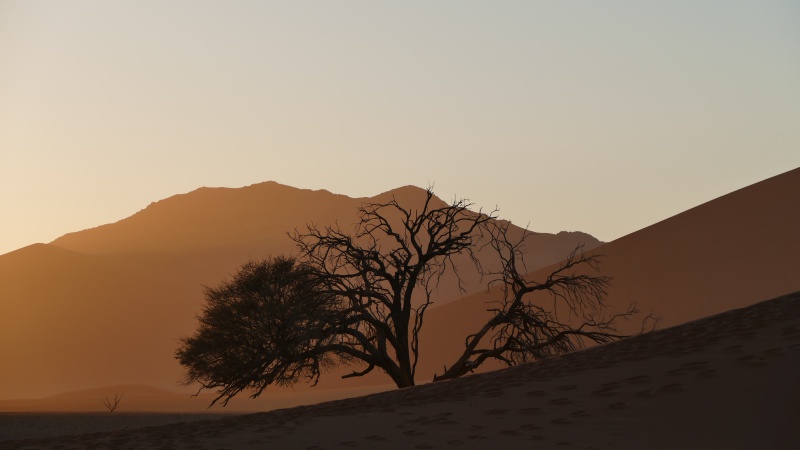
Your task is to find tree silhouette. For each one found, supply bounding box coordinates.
[176,256,343,406]
[101,393,123,413]
[434,221,641,381]
[176,188,641,405]
[292,190,493,389]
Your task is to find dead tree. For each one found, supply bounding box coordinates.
[101,393,123,413]
[292,189,494,388]
[434,221,642,381]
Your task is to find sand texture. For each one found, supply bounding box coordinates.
[3,291,799,450]
[0,413,233,442]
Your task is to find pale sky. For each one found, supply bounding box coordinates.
[1,1,799,256]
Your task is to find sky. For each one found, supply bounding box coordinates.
[1,1,799,256]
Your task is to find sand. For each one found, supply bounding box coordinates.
[0,413,233,442]
[3,291,799,449]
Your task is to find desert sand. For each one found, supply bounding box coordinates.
[3,291,798,449]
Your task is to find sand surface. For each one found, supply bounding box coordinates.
[0,413,233,442]
[3,291,799,449]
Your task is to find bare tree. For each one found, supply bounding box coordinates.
[291,189,493,388]
[433,221,642,381]
[101,393,123,413]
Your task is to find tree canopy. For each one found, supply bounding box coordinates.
[176,256,343,405]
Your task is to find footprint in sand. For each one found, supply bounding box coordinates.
[592,388,617,396]
[658,383,685,393]
[624,374,651,384]
[737,354,769,367]
[525,390,547,397]
[482,389,505,398]
[762,347,785,356]
[518,407,543,415]
[403,430,425,436]
[499,429,522,436]
[635,389,656,398]
[722,344,744,354]
[681,361,710,370]
[695,368,718,378]
[592,381,621,396]
[736,332,758,341]
[780,324,800,338]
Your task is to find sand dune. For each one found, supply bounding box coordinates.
[4,291,798,449]
[416,167,800,379]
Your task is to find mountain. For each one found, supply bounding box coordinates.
[0,183,600,400]
[417,167,800,378]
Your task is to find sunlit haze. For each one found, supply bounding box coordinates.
[1,1,799,255]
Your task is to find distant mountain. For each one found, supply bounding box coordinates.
[417,167,800,379]
[0,183,601,400]
[50,182,352,255]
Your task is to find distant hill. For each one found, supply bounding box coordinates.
[0,183,600,400]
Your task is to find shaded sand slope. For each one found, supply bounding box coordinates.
[0,183,598,400]
[5,292,799,449]
[588,166,800,327]
[417,167,800,377]
[4,293,800,449]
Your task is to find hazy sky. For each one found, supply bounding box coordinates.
[1,1,799,256]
